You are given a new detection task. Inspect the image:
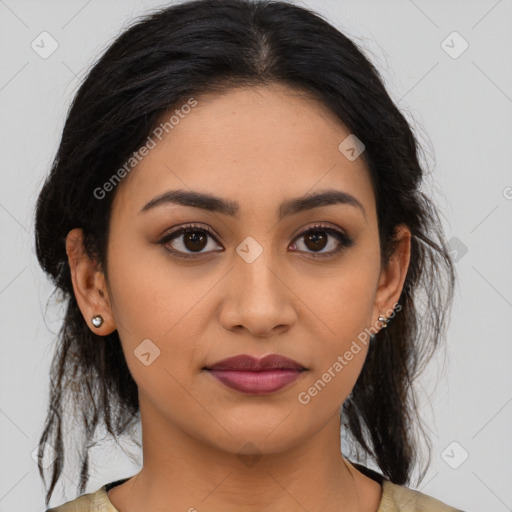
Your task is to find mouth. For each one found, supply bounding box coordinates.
[203,353,308,395]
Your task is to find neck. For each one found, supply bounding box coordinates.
[113,397,368,512]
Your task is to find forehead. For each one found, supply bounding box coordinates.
[111,83,375,221]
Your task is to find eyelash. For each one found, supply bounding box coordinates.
[158,223,354,260]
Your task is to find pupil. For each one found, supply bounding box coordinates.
[306,231,327,251]
[185,231,207,251]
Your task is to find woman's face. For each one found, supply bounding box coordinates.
[78,83,410,456]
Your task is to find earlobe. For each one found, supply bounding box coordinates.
[65,228,116,335]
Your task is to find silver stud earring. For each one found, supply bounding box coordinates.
[91,314,104,328]
[378,314,389,328]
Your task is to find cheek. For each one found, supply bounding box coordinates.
[297,253,378,344]
[295,254,377,402]
[105,240,227,396]
[106,237,201,338]
[298,327,371,413]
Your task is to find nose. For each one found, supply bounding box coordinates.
[219,253,297,338]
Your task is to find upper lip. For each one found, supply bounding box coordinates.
[204,354,307,371]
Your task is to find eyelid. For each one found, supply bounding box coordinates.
[158,222,224,244]
[291,221,347,239]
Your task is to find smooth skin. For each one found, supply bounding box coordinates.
[66,83,411,512]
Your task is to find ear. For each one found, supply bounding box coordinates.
[65,228,116,335]
[373,224,411,327]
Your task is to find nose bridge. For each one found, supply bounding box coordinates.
[223,239,296,334]
[235,243,282,306]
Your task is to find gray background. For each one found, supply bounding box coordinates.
[1,0,511,510]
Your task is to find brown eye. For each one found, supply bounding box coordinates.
[182,230,208,252]
[159,224,223,258]
[303,230,328,251]
[290,224,354,257]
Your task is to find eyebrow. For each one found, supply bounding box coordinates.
[139,188,367,221]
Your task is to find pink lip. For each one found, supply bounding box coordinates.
[204,354,307,394]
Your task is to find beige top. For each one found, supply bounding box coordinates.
[46,471,465,512]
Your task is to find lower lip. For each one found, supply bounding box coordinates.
[206,369,304,394]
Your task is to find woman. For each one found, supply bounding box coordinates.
[35,0,463,510]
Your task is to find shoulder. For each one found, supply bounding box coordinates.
[379,479,465,512]
[350,462,465,512]
[45,485,115,512]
